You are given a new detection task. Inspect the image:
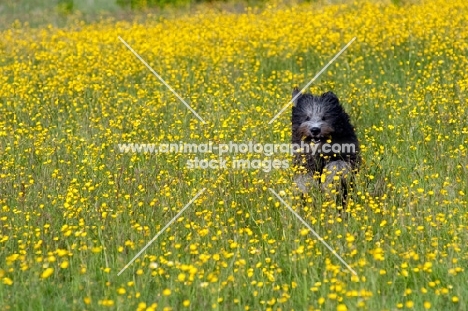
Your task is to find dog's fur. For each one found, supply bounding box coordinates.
[291,88,360,206]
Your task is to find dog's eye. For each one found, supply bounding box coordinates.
[321,117,326,121]
[305,116,310,121]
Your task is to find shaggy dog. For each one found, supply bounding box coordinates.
[291,88,360,206]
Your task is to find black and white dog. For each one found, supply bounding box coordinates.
[291,88,360,206]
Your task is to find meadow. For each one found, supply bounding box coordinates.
[0,0,467,310]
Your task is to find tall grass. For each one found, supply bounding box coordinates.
[0,0,467,310]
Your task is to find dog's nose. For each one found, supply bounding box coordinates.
[310,127,321,136]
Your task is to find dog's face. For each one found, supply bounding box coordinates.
[291,89,344,144]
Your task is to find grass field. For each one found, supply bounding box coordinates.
[1,0,468,310]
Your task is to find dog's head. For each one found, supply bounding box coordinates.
[291,88,351,144]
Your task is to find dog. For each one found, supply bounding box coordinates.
[291,88,360,207]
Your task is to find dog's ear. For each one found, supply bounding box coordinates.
[292,87,301,107]
[321,91,339,105]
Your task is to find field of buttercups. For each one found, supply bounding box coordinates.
[1,0,467,309]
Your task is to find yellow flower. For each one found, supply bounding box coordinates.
[178,273,186,282]
[41,268,54,279]
[337,304,348,311]
[100,300,114,306]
